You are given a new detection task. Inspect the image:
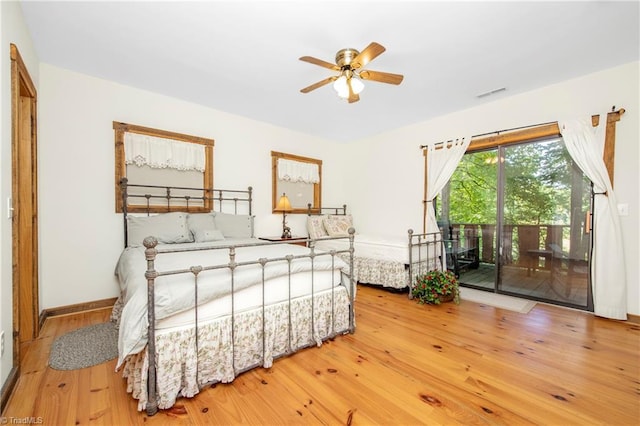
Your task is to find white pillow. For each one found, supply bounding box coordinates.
[127,212,192,247]
[213,212,254,238]
[322,216,353,237]
[307,215,328,239]
[193,228,225,243]
[187,213,217,238]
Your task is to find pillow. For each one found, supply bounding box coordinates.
[307,215,328,239]
[127,212,192,247]
[213,212,254,238]
[187,213,217,238]
[322,216,353,237]
[329,214,353,228]
[192,228,225,243]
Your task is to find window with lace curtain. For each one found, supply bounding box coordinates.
[271,151,322,214]
[113,121,214,213]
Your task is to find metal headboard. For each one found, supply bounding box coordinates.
[120,177,253,247]
[307,203,348,216]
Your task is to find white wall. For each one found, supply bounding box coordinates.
[346,61,640,315]
[0,0,39,385]
[38,63,347,310]
[38,61,640,316]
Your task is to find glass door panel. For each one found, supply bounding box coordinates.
[499,138,590,308]
[439,149,498,290]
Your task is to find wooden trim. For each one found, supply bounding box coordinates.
[10,43,39,371]
[423,149,428,234]
[10,44,19,367]
[465,109,624,187]
[271,150,323,164]
[625,313,640,325]
[40,297,118,320]
[113,121,214,213]
[0,366,19,413]
[468,123,561,152]
[112,122,214,146]
[9,44,37,97]
[271,151,322,214]
[602,109,625,188]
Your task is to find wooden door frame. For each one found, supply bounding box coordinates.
[10,44,39,365]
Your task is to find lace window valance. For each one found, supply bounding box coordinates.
[277,158,320,184]
[124,132,206,172]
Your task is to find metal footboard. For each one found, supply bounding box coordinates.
[142,229,356,416]
[407,229,445,298]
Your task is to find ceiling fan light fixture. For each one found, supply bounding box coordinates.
[333,75,350,98]
[350,76,364,95]
[333,73,364,99]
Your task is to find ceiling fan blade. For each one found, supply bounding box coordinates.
[299,56,340,71]
[359,70,404,85]
[351,42,386,69]
[300,76,337,93]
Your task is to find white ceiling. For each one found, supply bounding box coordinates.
[19,1,640,142]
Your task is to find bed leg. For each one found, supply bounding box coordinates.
[348,227,356,333]
[407,229,414,299]
[146,396,159,416]
[144,236,159,416]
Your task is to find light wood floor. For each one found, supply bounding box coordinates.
[3,285,639,425]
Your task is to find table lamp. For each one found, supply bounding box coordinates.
[275,193,293,238]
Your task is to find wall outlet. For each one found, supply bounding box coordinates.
[617,203,629,216]
[1,331,4,356]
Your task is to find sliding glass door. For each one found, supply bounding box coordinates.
[439,137,592,310]
[439,149,498,290]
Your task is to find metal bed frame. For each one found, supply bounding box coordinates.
[120,177,254,248]
[407,229,446,297]
[305,203,445,294]
[119,179,356,415]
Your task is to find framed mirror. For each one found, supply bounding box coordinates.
[271,151,322,214]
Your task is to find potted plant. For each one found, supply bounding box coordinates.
[412,270,460,305]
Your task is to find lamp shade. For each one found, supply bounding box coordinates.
[333,75,349,98]
[350,76,364,94]
[333,74,364,99]
[275,193,292,212]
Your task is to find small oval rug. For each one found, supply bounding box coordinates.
[49,322,118,370]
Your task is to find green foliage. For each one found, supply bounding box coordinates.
[447,151,497,224]
[412,270,460,305]
[441,139,589,227]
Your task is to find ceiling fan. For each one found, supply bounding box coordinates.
[299,42,404,104]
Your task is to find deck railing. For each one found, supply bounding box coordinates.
[443,223,589,271]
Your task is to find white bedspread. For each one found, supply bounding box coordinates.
[313,234,411,263]
[114,239,348,367]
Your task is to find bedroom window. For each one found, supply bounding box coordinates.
[271,151,322,214]
[114,122,214,213]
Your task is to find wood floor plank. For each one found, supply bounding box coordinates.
[2,286,639,425]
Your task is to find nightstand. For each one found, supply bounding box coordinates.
[259,236,308,247]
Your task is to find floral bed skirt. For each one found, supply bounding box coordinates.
[121,287,351,411]
[345,256,440,290]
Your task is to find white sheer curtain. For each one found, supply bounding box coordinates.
[124,132,206,172]
[277,158,320,183]
[423,137,471,234]
[559,117,627,320]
